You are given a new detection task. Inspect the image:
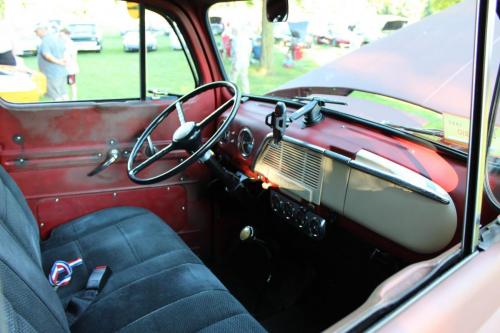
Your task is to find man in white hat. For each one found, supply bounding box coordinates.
[35,23,68,101]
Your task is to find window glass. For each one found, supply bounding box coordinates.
[145,12,195,97]
[0,1,195,103]
[208,0,475,154]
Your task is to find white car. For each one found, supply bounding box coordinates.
[122,31,158,52]
[67,23,102,52]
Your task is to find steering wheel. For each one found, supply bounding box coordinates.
[127,81,241,184]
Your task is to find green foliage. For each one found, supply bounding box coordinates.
[428,0,461,12]
[0,0,5,19]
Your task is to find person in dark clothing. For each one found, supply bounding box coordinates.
[0,21,17,66]
[0,51,16,66]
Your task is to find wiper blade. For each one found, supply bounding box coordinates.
[381,121,444,138]
[293,96,347,106]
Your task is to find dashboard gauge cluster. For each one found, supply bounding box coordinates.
[270,190,326,240]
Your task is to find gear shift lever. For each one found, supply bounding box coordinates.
[240,226,255,242]
[238,226,273,283]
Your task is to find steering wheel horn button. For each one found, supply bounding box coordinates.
[173,121,197,143]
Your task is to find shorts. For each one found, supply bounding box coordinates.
[67,74,76,85]
[46,75,67,100]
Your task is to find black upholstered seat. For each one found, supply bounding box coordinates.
[0,166,265,332]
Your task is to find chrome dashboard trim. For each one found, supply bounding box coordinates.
[350,150,451,205]
[252,133,451,205]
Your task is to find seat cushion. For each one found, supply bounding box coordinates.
[41,207,265,332]
[42,207,201,306]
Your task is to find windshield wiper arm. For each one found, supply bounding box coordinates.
[381,121,444,138]
[293,96,347,106]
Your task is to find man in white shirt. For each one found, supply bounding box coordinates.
[61,28,79,100]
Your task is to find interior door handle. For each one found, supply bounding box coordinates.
[87,149,120,177]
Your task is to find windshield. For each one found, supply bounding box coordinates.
[208,0,480,153]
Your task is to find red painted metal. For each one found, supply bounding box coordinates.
[0,96,216,259]
[32,185,187,238]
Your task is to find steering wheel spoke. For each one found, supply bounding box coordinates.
[198,98,235,129]
[130,142,176,176]
[176,101,186,125]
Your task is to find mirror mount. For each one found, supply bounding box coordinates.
[266,0,288,22]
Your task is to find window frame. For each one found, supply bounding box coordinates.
[0,2,200,106]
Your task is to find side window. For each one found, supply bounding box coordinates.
[0,2,195,104]
[146,11,196,97]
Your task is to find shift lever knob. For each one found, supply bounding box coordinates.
[239,226,255,242]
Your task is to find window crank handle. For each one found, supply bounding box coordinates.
[87,149,120,177]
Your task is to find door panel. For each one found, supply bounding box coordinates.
[376,240,500,333]
[0,93,216,257]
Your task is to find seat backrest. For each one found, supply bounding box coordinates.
[0,167,41,265]
[0,167,69,332]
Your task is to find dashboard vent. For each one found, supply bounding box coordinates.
[260,140,323,191]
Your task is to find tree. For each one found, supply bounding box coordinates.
[259,0,274,74]
[0,0,5,20]
[428,0,461,13]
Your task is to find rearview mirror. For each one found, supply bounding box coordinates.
[266,0,288,22]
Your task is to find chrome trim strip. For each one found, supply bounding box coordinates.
[350,150,450,205]
[253,134,451,205]
[349,161,450,205]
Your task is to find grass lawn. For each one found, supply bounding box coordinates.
[23,34,339,101]
[350,90,444,130]
[23,34,195,101]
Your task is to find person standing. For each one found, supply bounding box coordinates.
[230,21,252,94]
[35,24,68,101]
[60,28,79,100]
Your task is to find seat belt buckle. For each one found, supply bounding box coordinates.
[48,257,83,289]
[86,266,112,291]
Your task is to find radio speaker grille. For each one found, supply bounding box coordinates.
[260,140,323,191]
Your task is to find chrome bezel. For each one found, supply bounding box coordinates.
[237,127,254,159]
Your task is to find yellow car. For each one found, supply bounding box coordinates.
[0,65,47,103]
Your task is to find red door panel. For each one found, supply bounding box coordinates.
[0,93,216,257]
[32,186,187,237]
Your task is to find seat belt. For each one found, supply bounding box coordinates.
[66,266,112,326]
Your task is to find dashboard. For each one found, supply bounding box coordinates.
[218,98,468,256]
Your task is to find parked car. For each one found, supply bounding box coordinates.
[311,23,362,48]
[67,23,102,52]
[273,21,313,48]
[356,15,408,45]
[122,30,158,52]
[209,16,224,35]
[0,65,46,102]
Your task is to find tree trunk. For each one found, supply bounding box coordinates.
[260,0,273,74]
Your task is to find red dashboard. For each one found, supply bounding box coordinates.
[217,98,492,261]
